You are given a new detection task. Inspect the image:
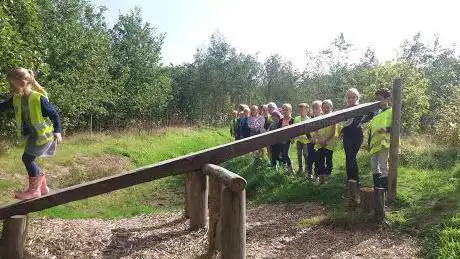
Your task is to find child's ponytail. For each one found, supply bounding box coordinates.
[27,69,48,98]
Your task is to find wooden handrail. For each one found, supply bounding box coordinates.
[0,101,380,219]
[202,164,246,192]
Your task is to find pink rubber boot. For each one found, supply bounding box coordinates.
[40,173,50,195]
[15,172,49,195]
[14,176,42,200]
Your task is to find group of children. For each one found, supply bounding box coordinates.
[230,87,393,189]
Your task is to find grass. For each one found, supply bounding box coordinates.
[223,136,459,258]
[0,127,231,219]
[0,127,458,257]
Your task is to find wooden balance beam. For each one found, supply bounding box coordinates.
[0,101,380,220]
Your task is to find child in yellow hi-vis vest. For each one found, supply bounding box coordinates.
[313,100,337,184]
[367,89,392,190]
[0,68,62,200]
[294,103,310,176]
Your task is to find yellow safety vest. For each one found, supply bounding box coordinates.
[313,124,338,151]
[294,115,310,144]
[13,91,54,146]
[369,108,392,155]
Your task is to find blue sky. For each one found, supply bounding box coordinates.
[91,0,460,69]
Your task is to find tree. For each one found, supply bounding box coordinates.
[365,62,429,133]
[37,0,114,130]
[110,7,171,124]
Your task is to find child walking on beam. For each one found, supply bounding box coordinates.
[0,68,62,200]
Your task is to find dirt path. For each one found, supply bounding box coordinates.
[25,203,420,259]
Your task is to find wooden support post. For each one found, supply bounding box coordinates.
[208,174,222,252]
[221,187,246,259]
[388,78,402,202]
[374,187,385,223]
[347,180,359,210]
[359,187,374,212]
[189,171,208,230]
[1,215,29,259]
[184,173,193,219]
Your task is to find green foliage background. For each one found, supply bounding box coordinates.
[1,1,459,142]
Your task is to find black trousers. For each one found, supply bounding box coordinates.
[270,144,282,168]
[343,132,363,182]
[280,142,292,168]
[317,148,333,176]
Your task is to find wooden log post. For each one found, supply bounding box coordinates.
[347,180,359,210]
[208,174,222,252]
[184,173,193,219]
[359,187,374,212]
[388,78,402,202]
[374,187,385,223]
[189,171,208,230]
[221,187,246,259]
[1,215,29,259]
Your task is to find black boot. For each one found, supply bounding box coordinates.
[373,173,382,188]
[380,177,388,191]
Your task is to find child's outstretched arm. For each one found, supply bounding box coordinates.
[0,97,13,112]
[40,96,62,142]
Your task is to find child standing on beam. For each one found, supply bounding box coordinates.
[367,89,392,190]
[0,68,62,200]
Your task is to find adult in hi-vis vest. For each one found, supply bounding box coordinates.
[367,88,392,190]
[0,68,62,200]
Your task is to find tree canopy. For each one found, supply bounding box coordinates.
[1,0,459,144]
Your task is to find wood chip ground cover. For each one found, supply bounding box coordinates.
[24,203,420,259]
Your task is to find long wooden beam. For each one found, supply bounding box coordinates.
[0,102,380,219]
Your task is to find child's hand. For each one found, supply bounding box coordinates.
[54,133,63,143]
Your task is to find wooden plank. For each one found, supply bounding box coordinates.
[0,102,380,219]
[189,171,208,230]
[388,79,402,201]
[1,215,29,259]
[221,187,246,259]
[202,164,246,192]
[184,173,192,219]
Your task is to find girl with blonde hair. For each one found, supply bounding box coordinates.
[0,68,62,200]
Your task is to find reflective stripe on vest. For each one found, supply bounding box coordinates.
[313,124,337,151]
[294,116,310,144]
[13,91,54,146]
[369,108,392,155]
